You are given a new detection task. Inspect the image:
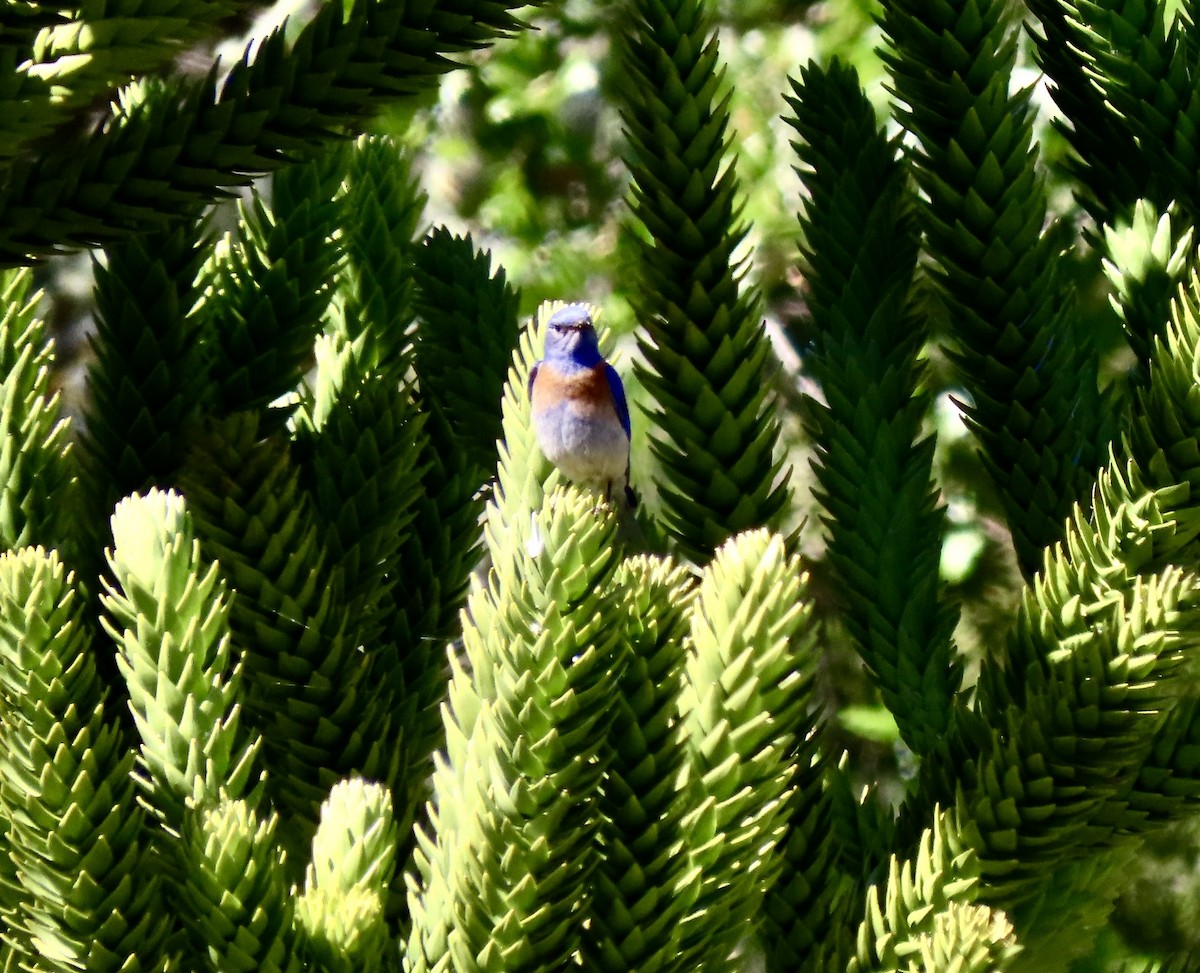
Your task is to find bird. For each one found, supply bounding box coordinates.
[528,304,638,509]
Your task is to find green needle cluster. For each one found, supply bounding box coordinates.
[1027,0,1200,223]
[0,0,546,264]
[1,0,235,163]
[100,488,262,833]
[1025,0,1170,222]
[676,529,820,968]
[178,415,393,848]
[295,780,398,972]
[1102,202,1194,381]
[413,228,522,476]
[880,0,1107,574]
[581,555,696,972]
[894,268,1200,948]
[0,547,169,971]
[849,814,1019,973]
[84,221,211,517]
[405,487,625,971]
[786,59,960,754]
[177,798,299,973]
[616,0,790,561]
[198,159,344,426]
[324,137,425,374]
[0,269,76,558]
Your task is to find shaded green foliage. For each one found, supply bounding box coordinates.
[2,0,1200,970]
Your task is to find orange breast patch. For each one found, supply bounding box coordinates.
[532,364,618,419]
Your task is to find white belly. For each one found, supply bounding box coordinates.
[535,408,629,485]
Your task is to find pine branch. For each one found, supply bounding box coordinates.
[885,266,1200,927]
[906,509,1200,907]
[405,488,625,970]
[326,136,426,374]
[301,140,496,870]
[616,0,791,561]
[761,741,853,973]
[178,415,396,851]
[3,0,242,165]
[100,488,264,834]
[581,555,698,972]
[1003,846,1139,973]
[0,4,64,162]
[1028,0,1200,223]
[880,0,1107,575]
[84,220,212,522]
[1025,0,1172,223]
[0,547,172,972]
[198,158,343,427]
[848,813,1020,973]
[387,229,521,841]
[297,368,426,652]
[1102,201,1194,383]
[177,798,301,972]
[385,402,483,848]
[390,227,523,787]
[412,227,522,474]
[0,0,542,264]
[1130,697,1200,824]
[1128,268,1200,511]
[295,780,397,971]
[291,136,427,654]
[786,58,960,754]
[0,269,77,558]
[676,529,820,968]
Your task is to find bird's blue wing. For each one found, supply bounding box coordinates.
[604,364,632,439]
[528,361,540,399]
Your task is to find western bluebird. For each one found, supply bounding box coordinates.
[529,304,638,509]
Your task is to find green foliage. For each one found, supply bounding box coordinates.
[616,0,791,560]
[296,780,398,971]
[850,813,1020,973]
[2,0,238,163]
[1103,201,1194,380]
[759,740,850,972]
[405,486,626,971]
[177,798,299,973]
[0,547,168,971]
[1025,0,1168,223]
[101,488,262,834]
[84,220,212,523]
[412,227,522,473]
[880,0,1108,575]
[1028,0,1200,222]
[0,0,544,264]
[786,58,959,755]
[675,529,820,969]
[580,555,697,971]
[177,413,392,847]
[0,270,76,558]
[7,0,1200,969]
[324,137,425,373]
[198,159,343,425]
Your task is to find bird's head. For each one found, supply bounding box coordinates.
[543,304,602,366]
